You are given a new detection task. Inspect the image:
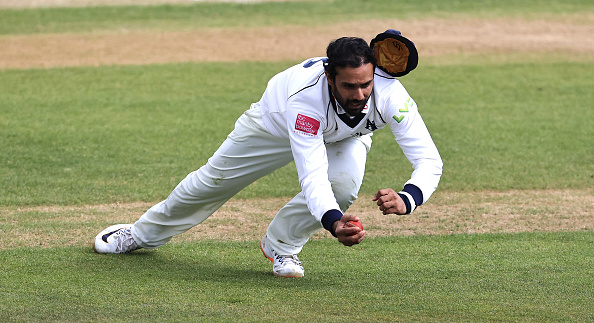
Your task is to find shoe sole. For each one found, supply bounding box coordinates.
[260,238,274,263]
[273,272,304,278]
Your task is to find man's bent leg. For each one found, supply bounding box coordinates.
[132,109,293,249]
[265,135,371,255]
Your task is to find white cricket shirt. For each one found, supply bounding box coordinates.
[258,58,443,222]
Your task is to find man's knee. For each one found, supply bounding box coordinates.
[330,172,360,211]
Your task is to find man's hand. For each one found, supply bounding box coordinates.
[372,188,407,215]
[332,214,365,247]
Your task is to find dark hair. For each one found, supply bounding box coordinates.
[325,37,376,81]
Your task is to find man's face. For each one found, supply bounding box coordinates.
[326,63,374,116]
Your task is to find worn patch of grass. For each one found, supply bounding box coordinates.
[1,189,591,250]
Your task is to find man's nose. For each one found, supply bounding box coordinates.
[353,88,365,100]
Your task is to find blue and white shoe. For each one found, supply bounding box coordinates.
[260,236,304,278]
[93,224,141,254]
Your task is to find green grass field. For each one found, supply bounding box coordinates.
[1,233,593,321]
[1,0,593,321]
[1,61,592,205]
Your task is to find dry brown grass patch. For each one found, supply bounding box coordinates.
[0,0,297,9]
[1,189,591,250]
[1,17,592,69]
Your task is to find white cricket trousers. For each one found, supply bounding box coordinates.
[131,105,371,255]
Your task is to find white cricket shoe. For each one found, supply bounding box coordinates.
[93,224,141,254]
[260,236,304,278]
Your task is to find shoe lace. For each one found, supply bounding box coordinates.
[114,228,140,253]
[276,254,301,266]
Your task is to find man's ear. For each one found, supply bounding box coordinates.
[325,71,333,87]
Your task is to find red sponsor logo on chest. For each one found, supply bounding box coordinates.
[295,114,320,135]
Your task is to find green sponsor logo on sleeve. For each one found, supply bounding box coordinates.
[392,115,404,123]
[399,98,413,113]
[394,97,414,123]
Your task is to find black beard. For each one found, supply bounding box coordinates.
[330,85,370,116]
[343,100,367,116]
